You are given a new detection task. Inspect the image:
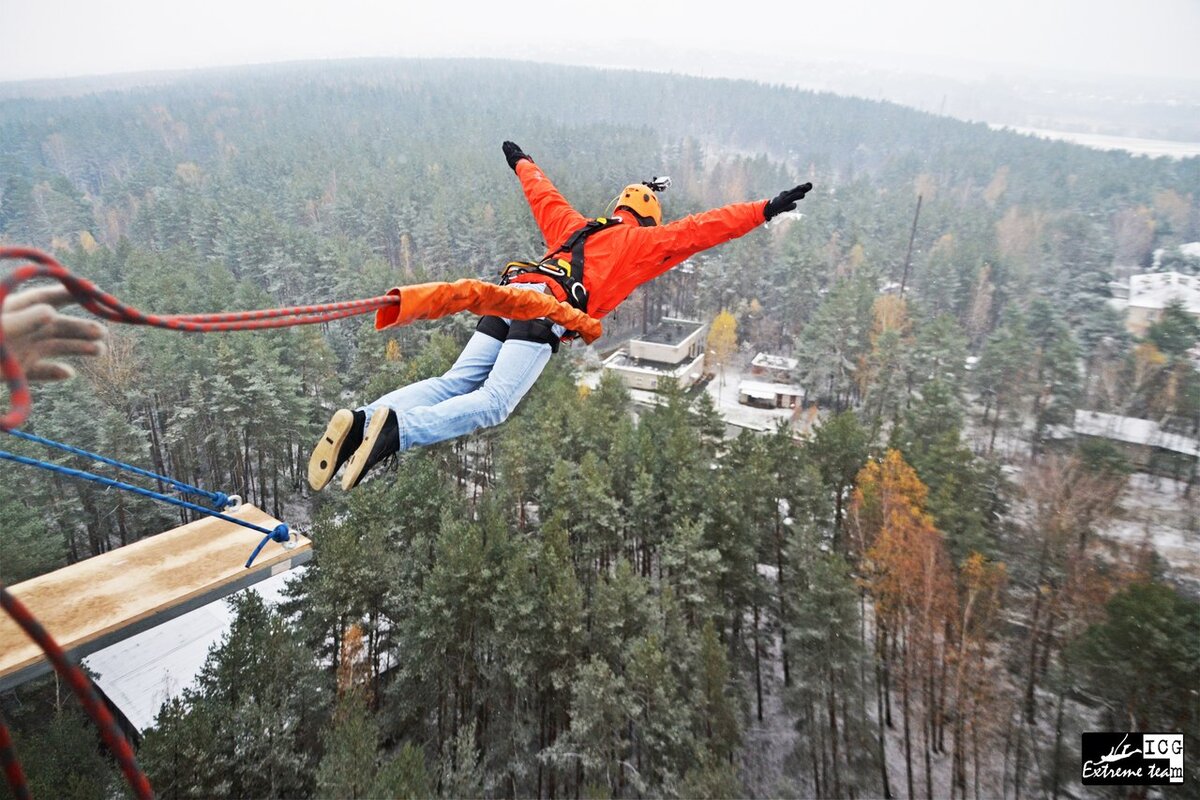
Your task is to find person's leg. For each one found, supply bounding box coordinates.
[309,319,507,491]
[395,337,552,449]
[340,318,557,489]
[360,326,504,425]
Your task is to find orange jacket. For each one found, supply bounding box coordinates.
[508,159,768,319]
[374,279,603,343]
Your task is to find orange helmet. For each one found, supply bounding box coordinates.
[616,183,662,226]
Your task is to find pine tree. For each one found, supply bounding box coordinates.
[11,706,122,800]
[785,533,882,799]
[973,308,1033,454]
[1147,299,1200,358]
[860,295,913,434]
[141,592,329,799]
[440,721,485,799]
[795,277,875,411]
[369,743,433,799]
[806,410,870,545]
[1073,581,1199,732]
[553,656,632,797]
[894,380,1003,561]
[316,691,381,799]
[1026,299,1081,455]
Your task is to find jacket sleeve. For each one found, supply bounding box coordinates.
[622,200,768,285]
[515,159,588,251]
[374,280,603,343]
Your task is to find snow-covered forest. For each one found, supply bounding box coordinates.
[0,59,1197,799]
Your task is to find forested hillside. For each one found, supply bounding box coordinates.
[1,59,1197,799]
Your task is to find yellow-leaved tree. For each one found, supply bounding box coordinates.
[851,449,955,800]
[706,310,737,388]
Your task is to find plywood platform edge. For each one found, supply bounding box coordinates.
[0,505,313,690]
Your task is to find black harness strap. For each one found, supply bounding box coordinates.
[499,217,623,313]
[475,314,511,342]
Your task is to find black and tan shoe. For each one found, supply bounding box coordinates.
[340,409,400,491]
[308,409,365,491]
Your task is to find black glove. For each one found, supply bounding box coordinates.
[502,141,531,171]
[764,182,813,220]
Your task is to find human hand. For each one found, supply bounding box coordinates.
[764,182,814,220]
[502,141,531,171]
[3,285,108,381]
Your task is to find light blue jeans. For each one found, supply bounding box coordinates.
[360,284,563,451]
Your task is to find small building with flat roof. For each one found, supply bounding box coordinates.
[603,318,708,392]
[86,568,302,736]
[1124,272,1200,336]
[1073,409,1198,479]
[737,379,804,410]
[749,353,798,380]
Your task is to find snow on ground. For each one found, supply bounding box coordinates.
[740,627,802,798]
[1099,473,1200,591]
[740,619,1012,800]
[703,365,797,434]
[578,356,803,435]
[962,407,1198,592]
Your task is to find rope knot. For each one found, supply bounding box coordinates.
[244,523,294,569]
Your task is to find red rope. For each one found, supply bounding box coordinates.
[0,246,399,430]
[0,585,153,800]
[0,245,406,798]
[0,708,30,800]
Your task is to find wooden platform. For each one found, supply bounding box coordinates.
[0,505,312,690]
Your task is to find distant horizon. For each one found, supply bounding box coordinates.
[2,49,1197,93]
[4,53,1197,149]
[4,0,1199,87]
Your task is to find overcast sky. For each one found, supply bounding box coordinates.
[2,0,1198,84]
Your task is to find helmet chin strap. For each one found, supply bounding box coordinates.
[604,192,623,218]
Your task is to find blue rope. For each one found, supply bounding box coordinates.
[0,449,290,568]
[3,429,229,509]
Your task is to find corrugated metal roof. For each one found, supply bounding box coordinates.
[1074,410,1199,457]
[738,379,804,398]
[84,567,304,732]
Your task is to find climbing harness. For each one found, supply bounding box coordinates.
[499,216,625,313]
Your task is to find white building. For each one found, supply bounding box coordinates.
[602,318,708,392]
[1123,272,1200,336]
[749,353,798,380]
[737,379,804,410]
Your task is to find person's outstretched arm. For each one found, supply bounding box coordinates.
[503,141,588,250]
[623,182,812,285]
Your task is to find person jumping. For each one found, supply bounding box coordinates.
[308,141,812,491]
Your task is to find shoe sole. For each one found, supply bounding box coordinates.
[307,409,356,492]
[341,410,392,491]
